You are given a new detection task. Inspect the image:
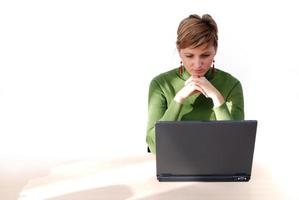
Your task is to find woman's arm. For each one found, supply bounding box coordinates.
[213,81,244,120]
[146,79,183,153]
[190,76,244,120]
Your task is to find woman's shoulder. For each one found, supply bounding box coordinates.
[215,68,241,84]
[151,67,179,83]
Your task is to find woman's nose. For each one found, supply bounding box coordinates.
[194,58,203,68]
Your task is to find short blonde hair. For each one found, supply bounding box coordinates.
[176,14,218,50]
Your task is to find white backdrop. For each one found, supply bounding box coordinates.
[1,0,299,170]
[1,1,299,197]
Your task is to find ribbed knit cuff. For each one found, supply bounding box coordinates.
[213,102,232,120]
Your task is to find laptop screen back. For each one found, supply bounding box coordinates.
[155,120,257,179]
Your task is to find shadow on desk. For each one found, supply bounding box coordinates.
[18,154,154,200]
[134,162,287,200]
[0,160,53,200]
[47,185,133,200]
[16,154,288,200]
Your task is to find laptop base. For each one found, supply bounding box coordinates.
[157,174,250,182]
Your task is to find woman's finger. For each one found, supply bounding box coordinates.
[186,82,206,96]
[194,85,208,97]
[185,76,193,86]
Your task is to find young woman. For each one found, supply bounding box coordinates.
[146,14,244,153]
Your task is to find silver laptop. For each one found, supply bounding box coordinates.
[155,120,257,182]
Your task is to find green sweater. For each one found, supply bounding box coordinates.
[146,67,244,153]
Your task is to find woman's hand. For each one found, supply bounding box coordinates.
[174,76,224,107]
[174,76,206,103]
[195,77,224,107]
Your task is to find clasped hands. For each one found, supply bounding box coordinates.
[174,76,224,107]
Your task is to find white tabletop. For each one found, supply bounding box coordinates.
[0,153,297,200]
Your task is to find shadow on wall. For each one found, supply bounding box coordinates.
[46,185,133,200]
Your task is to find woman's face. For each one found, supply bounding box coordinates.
[179,44,217,77]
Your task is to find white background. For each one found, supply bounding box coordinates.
[1,0,299,180]
[1,0,299,198]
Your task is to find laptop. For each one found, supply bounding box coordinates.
[155,120,257,182]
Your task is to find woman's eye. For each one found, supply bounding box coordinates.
[201,54,210,57]
[186,55,193,58]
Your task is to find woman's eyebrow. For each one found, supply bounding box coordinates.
[183,52,194,55]
[184,51,211,55]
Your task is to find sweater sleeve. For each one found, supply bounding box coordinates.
[213,81,244,120]
[146,79,182,153]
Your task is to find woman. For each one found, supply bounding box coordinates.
[146,14,244,153]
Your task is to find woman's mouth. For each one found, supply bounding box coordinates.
[194,69,204,74]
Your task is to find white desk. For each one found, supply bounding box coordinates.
[0,153,297,200]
